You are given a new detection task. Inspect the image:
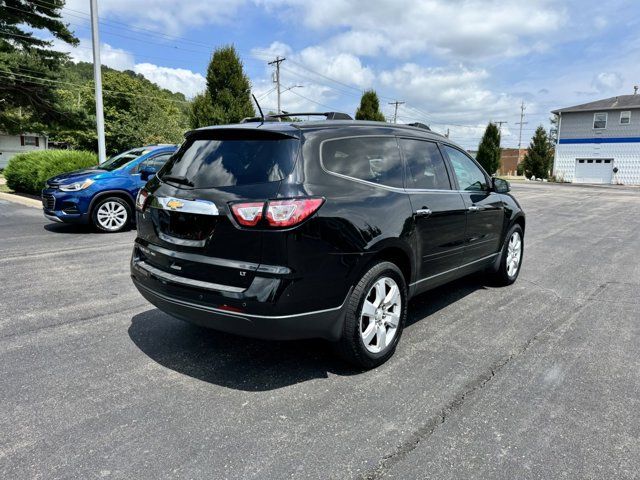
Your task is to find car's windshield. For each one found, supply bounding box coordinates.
[159,131,299,189]
[100,148,151,171]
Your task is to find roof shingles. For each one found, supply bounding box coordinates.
[552,95,640,114]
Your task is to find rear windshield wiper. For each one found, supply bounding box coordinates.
[162,175,194,187]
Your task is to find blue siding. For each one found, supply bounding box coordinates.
[559,137,640,144]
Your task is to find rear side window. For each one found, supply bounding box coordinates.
[160,133,299,188]
[400,139,451,190]
[322,137,403,188]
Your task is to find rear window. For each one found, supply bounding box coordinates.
[159,132,299,188]
[321,136,403,188]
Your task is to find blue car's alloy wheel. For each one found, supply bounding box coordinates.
[93,197,130,233]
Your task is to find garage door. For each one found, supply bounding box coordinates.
[574,159,613,184]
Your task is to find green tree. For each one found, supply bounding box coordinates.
[522,125,554,179]
[51,63,189,155]
[192,45,254,126]
[189,92,216,128]
[476,122,501,175]
[0,0,78,133]
[355,90,385,121]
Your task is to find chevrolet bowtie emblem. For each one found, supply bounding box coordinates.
[166,199,184,210]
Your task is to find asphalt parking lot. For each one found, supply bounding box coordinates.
[1,182,639,479]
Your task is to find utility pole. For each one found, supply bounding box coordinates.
[388,100,405,123]
[268,56,286,114]
[516,101,528,151]
[90,0,106,164]
[495,120,508,133]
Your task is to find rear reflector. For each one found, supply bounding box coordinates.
[230,202,264,226]
[266,198,324,227]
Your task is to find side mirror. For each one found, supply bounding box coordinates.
[492,177,510,193]
[139,166,158,181]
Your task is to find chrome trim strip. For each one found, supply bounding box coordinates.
[151,196,219,215]
[44,213,62,223]
[157,231,206,247]
[410,253,498,287]
[134,278,349,320]
[141,243,291,274]
[134,260,245,293]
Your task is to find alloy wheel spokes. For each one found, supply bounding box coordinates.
[360,276,402,353]
[98,202,127,230]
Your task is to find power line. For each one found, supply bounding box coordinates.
[0,70,191,104]
[287,89,343,112]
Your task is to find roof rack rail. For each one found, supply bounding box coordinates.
[407,122,431,131]
[241,111,353,123]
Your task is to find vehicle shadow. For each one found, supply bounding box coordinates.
[44,223,94,234]
[128,274,487,392]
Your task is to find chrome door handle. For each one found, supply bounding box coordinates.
[415,208,432,217]
[468,205,480,212]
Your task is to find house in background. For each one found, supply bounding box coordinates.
[0,132,48,169]
[552,94,640,185]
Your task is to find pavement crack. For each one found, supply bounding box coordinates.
[358,304,581,480]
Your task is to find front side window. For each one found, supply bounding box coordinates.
[101,148,149,171]
[620,111,631,125]
[399,139,451,190]
[443,145,488,191]
[593,112,607,129]
[322,136,403,188]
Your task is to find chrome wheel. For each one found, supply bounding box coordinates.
[506,231,522,277]
[359,277,401,354]
[96,201,128,231]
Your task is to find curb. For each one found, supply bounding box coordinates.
[0,191,42,209]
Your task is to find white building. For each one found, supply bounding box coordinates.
[552,94,640,185]
[0,132,48,169]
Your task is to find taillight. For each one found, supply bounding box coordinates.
[136,189,149,211]
[230,198,324,228]
[230,202,265,226]
[266,198,324,227]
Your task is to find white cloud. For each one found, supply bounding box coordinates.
[380,63,516,121]
[53,38,135,71]
[65,0,247,35]
[592,72,624,93]
[263,0,565,60]
[134,63,206,98]
[53,38,205,98]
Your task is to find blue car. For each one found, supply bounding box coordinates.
[42,145,177,232]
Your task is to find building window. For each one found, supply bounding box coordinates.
[620,111,631,125]
[593,112,607,129]
[20,135,39,147]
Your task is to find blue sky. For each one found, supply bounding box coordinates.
[48,0,640,148]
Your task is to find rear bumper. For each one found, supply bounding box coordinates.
[131,261,350,341]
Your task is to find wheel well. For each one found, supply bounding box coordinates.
[514,215,525,234]
[90,191,135,217]
[371,247,412,285]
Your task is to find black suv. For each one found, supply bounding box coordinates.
[131,115,525,368]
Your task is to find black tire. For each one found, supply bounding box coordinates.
[91,196,132,233]
[336,261,408,369]
[492,224,524,286]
